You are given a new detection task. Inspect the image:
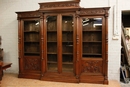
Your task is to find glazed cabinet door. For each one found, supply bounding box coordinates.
[43,13,77,82]
[79,16,107,83]
[46,15,58,72]
[45,14,76,73]
[19,19,41,79]
[62,15,75,73]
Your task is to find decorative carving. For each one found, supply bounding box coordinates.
[82,60,102,73]
[39,2,79,10]
[79,9,105,15]
[25,58,40,70]
[17,12,41,18]
[76,35,79,44]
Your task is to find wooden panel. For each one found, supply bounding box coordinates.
[80,75,104,84]
[24,56,41,71]
[81,59,103,74]
[41,72,78,83]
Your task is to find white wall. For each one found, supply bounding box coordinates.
[0,0,122,82]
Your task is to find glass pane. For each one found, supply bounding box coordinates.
[62,15,73,72]
[24,20,40,56]
[82,18,102,58]
[47,16,57,71]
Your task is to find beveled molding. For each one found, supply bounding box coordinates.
[38,1,80,11]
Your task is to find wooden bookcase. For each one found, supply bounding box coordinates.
[16,1,110,84]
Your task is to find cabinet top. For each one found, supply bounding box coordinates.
[15,1,110,19]
[38,1,80,11]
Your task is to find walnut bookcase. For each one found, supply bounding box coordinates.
[16,1,110,84]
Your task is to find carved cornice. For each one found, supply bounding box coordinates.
[78,7,110,16]
[39,2,80,10]
[16,11,41,18]
[79,9,105,15]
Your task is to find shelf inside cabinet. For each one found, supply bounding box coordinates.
[62,62,73,64]
[24,31,39,33]
[62,30,73,32]
[47,61,57,64]
[24,41,39,43]
[24,52,40,54]
[62,53,73,55]
[83,41,102,43]
[62,64,73,72]
[24,52,40,56]
[83,53,102,55]
[62,41,73,43]
[47,30,57,32]
[83,30,102,32]
[47,63,57,71]
[47,32,57,42]
[47,52,57,54]
[24,33,39,42]
[47,41,57,43]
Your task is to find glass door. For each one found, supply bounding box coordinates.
[24,20,40,56]
[82,17,103,58]
[62,15,74,72]
[23,19,41,71]
[46,16,58,71]
[46,14,74,73]
[80,17,104,74]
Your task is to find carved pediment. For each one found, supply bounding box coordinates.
[39,1,80,10]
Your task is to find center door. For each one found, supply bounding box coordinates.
[43,13,77,82]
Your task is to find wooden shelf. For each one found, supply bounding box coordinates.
[62,30,73,32]
[62,62,73,64]
[62,41,73,43]
[47,41,57,43]
[24,52,40,54]
[83,30,102,32]
[83,53,102,55]
[62,53,73,55]
[83,41,102,43]
[47,30,57,32]
[47,61,57,64]
[24,31,39,33]
[47,52,57,54]
[24,41,39,43]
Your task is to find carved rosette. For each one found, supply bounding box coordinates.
[82,60,102,73]
[25,58,40,70]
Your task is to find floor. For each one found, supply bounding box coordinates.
[0,73,122,87]
[121,82,130,87]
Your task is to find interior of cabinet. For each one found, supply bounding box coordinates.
[82,18,102,58]
[24,20,40,56]
[46,15,74,72]
[62,15,73,72]
[47,16,58,71]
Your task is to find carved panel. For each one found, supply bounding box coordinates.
[17,11,41,18]
[39,2,80,10]
[81,60,102,73]
[79,9,105,15]
[24,58,40,70]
